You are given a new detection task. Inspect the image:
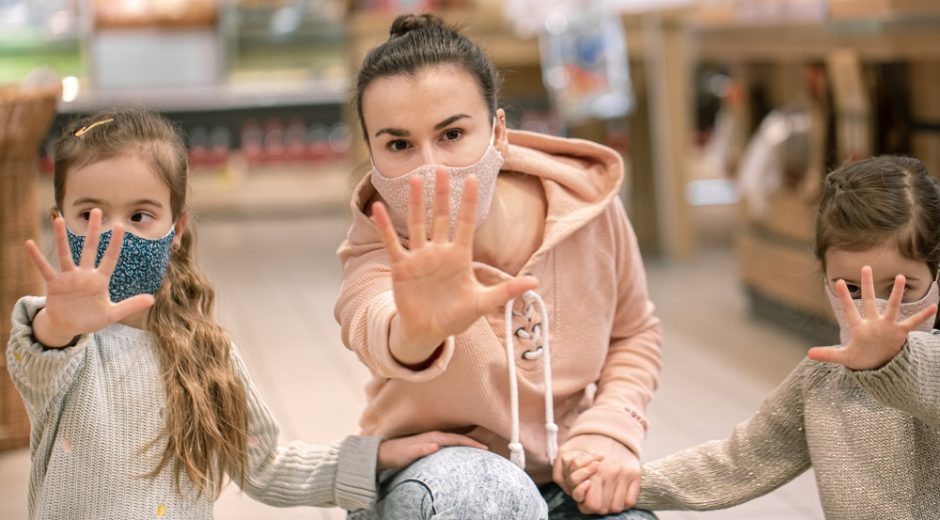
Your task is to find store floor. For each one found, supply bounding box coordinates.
[0,213,824,519]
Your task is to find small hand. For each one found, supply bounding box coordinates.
[26,209,155,347]
[373,169,538,364]
[554,434,640,515]
[808,266,938,370]
[376,431,488,470]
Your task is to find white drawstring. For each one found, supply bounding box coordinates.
[504,290,558,470]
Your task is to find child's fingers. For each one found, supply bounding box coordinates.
[900,303,938,331]
[835,279,861,325]
[567,460,600,489]
[611,476,630,514]
[80,209,103,270]
[884,274,906,323]
[860,266,877,319]
[626,479,641,508]
[25,240,56,281]
[371,202,406,261]
[109,294,155,321]
[52,217,75,272]
[571,479,592,503]
[807,345,849,365]
[97,224,125,276]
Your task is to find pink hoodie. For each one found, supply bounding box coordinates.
[335,130,662,483]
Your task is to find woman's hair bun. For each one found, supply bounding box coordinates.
[389,13,444,38]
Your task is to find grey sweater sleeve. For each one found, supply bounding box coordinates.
[636,361,812,511]
[6,296,92,423]
[229,344,379,510]
[852,331,940,430]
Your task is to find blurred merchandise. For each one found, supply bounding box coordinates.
[538,1,634,124]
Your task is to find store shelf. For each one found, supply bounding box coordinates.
[57,77,348,114]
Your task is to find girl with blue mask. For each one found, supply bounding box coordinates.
[7,109,484,519]
[608,156,940,518]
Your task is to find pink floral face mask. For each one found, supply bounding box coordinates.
[370,123,504,240]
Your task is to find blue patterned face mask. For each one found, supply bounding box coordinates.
[66,226,175,302]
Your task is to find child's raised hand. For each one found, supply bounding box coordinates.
[808,266,938,370]
[26,209,155,347]
[376,431,489,470]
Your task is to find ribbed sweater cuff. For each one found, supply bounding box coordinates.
[852,340,918,403]
[363,291,454,382]
[8,296,91,388]
[335,435,380,510]
[567,405,647,458]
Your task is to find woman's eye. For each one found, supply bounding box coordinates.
[130,212,154,223]
[441,129,463,141]
[387,140,410,152]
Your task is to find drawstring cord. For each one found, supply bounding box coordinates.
[504,290,558,470]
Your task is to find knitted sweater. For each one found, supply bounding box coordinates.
[637,331,940,519]
[335,130,662,484]
[7,296,379,520]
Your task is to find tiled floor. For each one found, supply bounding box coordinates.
[0,213,824,519]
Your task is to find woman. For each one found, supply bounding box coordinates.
[335,13,661,519]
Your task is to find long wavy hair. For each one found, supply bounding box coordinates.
[52,109,249,497]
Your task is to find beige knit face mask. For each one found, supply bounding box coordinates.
[825,279,939,345]
[370,122,504,240]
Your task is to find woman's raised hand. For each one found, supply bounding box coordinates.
[372,169,538,366]
[26,208,155,347]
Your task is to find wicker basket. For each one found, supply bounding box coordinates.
[0,83,59,451]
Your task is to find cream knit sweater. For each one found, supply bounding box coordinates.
[7,296,379,519]
[638,331,940,519]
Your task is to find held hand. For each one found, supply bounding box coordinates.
[376,431,488,471]
[373,169,538,364]
[554,434,640,515]
[808,266,938,370]
[26,209,155,347]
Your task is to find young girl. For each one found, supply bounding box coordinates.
[336,13,660,519]
[590,155,940,517]
[6,109,483,519]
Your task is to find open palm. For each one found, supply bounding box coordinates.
[809,266,938,370]
[372,169,537,359]
[25,208,154,343]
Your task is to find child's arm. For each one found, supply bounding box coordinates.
[851,332,940,429]
[7,211,152,420]
[634,362,812,511]
[230,344,486,510]
[809,267,940,428]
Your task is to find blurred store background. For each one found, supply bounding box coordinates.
[2,1,939,518]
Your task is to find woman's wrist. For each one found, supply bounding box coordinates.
[389,314,446,367]
[32,308,81,348]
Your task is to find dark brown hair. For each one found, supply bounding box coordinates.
[354,13,500,140]
[814,155,940,277]
[53,109,249,497]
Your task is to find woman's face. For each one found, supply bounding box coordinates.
[362,64,506,178]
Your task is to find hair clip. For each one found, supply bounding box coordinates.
[73,118,114,138]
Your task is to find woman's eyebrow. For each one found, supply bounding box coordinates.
[434,114,470,130]
[374,114,472,138]
[375,127,408,138]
